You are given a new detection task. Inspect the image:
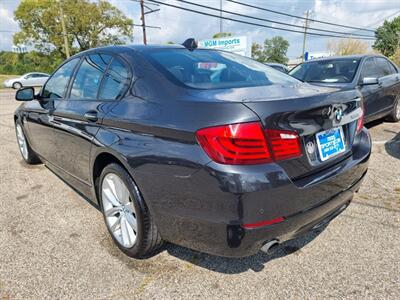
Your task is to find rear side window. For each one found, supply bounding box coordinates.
[146,49,298,89]
[98,58,130,100]
[375,57,395,77]
[42,58,79,99]
[70,54,111,100]
[361,58,377,78]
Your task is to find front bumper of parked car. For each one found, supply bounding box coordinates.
[3,81,13,88]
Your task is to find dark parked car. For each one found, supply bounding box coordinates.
[289,55,400,123]
[265,62,289,73]
[14,45,371,258]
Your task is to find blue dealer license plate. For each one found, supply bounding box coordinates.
[315,127,345,161]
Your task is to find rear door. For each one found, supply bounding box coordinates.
[358,57,385,120]
[52,53,131,184]
[23,58,80,162]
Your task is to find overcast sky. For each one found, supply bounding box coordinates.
[0,0,399,58]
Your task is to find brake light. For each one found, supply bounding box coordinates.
[196,122,272,165]
[356,105,364,134]
[265,129,302,161]
[196,122,302,165]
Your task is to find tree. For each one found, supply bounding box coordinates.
[13,0,133,59]
[251,43,265,62]
[212,32,232,39]
[327,39,369,55]
[390,48,400,66]
[373,16,400,57]
[252,36,289,64]
[0,51,63,75]
[264,36,289,64]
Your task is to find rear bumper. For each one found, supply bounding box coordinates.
[138,128,371,257]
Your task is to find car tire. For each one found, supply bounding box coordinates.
[99,163,163,258]
[387,96,400,122]
[15,122,41,164]
[12,82,22,89]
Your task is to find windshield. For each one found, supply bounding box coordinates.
[146,49,299,89]
[289,58,361,83]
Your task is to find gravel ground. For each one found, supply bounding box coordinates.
[0,89,399,300]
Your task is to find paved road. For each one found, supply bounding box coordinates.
[0,89,399,299]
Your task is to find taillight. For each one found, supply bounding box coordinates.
[196,122,302,165]
[196,122,272,165]
[265,129,302,161]
[356,104,365,134]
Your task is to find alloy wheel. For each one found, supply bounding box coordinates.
[101,173,138,248]
[16,124,28,160]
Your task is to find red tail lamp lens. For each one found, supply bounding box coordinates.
[196,122,303,165]
[265,129,302,161]
[196,122,272,165]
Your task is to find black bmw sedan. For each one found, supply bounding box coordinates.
[14,45,371,258]
[289,55,400,123]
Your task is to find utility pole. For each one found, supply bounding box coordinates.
[219,0,223,34]
[140,0,147,44]
[301,10,310,62]
[58,0,70,58]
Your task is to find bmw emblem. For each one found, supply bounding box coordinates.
[335,107,343,122]
[306,141,315,154]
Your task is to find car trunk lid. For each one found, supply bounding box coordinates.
[243,88,363,180]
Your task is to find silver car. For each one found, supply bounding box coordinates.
[3,72,50,89]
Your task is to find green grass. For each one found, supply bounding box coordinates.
[0,74,19,89]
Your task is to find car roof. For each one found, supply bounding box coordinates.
[266,63,287,67]
[23,72,49,75]
[73,44,186,56]
[300,54,381,63]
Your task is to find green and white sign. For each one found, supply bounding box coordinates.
[198,36,251,57]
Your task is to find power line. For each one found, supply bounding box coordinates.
[175,0,374,38]
[366,10,400,29]
[148,0,375,40]
[227,0,376,33]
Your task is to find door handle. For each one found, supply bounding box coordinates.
[84,111,98,122]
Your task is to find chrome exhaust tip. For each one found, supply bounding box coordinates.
[260,240,279,254]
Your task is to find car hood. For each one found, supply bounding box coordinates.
[185,83,338,102]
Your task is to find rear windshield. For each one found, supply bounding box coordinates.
[146,49,299,89]
[289,58,361,83]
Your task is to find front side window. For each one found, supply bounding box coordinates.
[146,49,298,89]
[98,58,130,100]
[42,58,79,99]
[70,54,111,100]
[289,58,361,83]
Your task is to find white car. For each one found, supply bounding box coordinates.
[3,72,50,89]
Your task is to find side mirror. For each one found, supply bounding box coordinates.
[15,87,35,101]
[361,77,379,85]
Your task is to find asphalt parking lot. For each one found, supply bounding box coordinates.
[0,88,399,299]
